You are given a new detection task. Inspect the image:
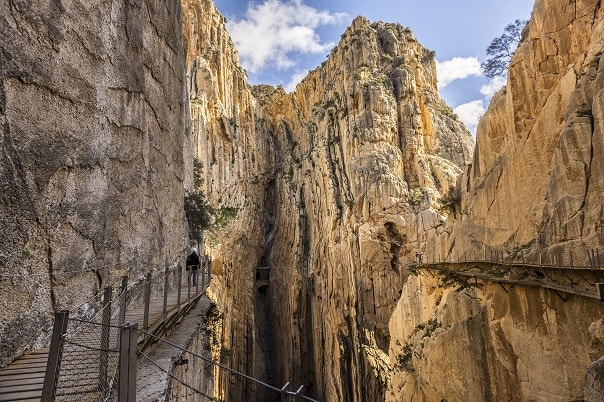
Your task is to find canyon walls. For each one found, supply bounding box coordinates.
[182,0,277,398]
[436,0,604,265]
[1,0,602,400]
[182,1,474,399]
[0,0,190,365]
[410,0,604,400]
[186,0,604,400]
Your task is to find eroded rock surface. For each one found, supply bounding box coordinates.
[0,0,190,365]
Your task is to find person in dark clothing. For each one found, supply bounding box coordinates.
[186,248,201,286]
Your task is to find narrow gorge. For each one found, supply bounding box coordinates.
[0,0,603,401]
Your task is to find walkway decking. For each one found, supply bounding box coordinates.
[0,270,208,402]
[415,260,604,300]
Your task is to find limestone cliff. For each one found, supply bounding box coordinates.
[183,1,474,400]
[258,18,474,401]
[182,0,277,399]
[400,0,604,401]
[0,0,190,366]
[437,0,604,265]
[185,0,604,400]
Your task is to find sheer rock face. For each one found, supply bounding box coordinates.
[387,274,604,402]
[0,1,189,365]
[405,0,604,401]
[437,0,604,264]
[183,2,473,400]
[260,18,473,401]
[181,1,277,399]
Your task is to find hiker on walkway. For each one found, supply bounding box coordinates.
[186,248,201,286]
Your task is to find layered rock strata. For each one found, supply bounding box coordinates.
[435,0,604,265]
[412,0,604,400]
[183,1,474,400]
[0,0,190,365]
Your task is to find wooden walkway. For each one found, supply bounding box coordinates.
[0,349,49,402]
[416,261,604,300]
[0,278,207,402]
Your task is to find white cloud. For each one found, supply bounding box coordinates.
[227,0,346,74]
[285,70,309,92]
[480,76,507,99]
[454,100,485,135]
[436,57,482,88]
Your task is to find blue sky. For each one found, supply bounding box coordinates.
[213,0,534,134]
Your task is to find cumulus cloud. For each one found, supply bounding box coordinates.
[480,76,507,99]
[436,57,482,88]
[226,0,346,74]
[454,100,485,135]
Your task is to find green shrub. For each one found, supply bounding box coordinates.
[184,190,213,241]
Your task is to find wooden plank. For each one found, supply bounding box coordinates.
[0,377,44,389]
[0,372,46,383]
[6,359,47,368]
[0,382,43,394]
[0,362,47,372]
[0,367,45,377]
[0,388,42,401]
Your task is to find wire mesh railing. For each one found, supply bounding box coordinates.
[412,248,604,300]
[419,247,604,269]
[42,261,210,401]
[138,329,319,402]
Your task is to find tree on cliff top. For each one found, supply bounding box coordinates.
[481,19,528,78]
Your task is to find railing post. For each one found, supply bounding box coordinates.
[119,276,128,328]
[143,273,152,332]
[201,263,206,292]
[597,283,604,301]
[163,264,169,321]
[42,310,69,402]
[196,265,200,294]
[118,276,128,350]
[99,286,112,395]
[187,266,192,300]
[119,324,138,402]
[177,262,182,311]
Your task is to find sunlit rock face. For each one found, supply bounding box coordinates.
[410,0,604,401]
[183,2,473,399]
[0,0,189,366]
[438,0,604,266]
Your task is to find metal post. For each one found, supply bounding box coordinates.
[118,276,128,350]
[143,273,152,331]
[597,283,604,301]
[598,248,601,268]
[163,265,169,321]
[119,276,127,328]
[187,266,192,299]
[196,265,200,294]
[119,324,138,402]
[177,262,182,310]
[99,286,112,394]
[42,310,69,402]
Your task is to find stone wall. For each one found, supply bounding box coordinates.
[0,0,190,366]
